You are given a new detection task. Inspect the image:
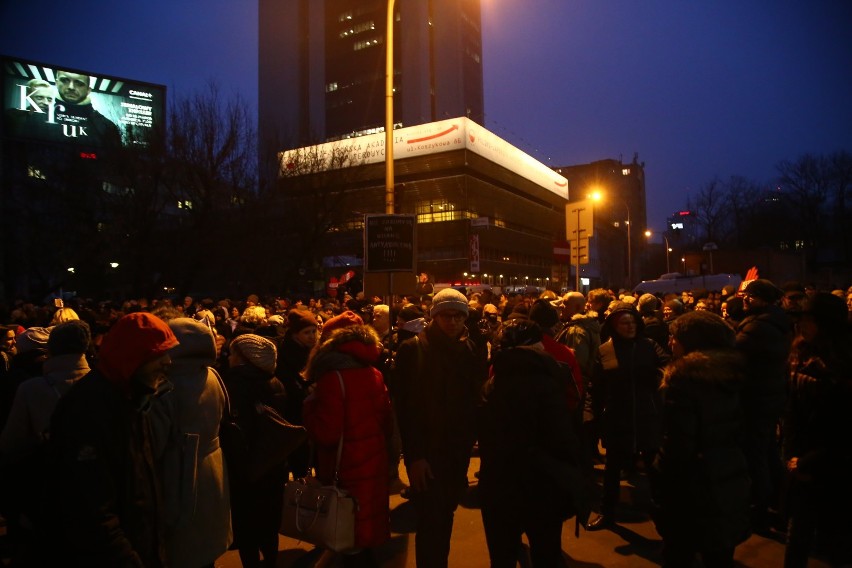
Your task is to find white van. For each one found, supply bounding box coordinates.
[632,272,742,295]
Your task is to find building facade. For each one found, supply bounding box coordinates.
[555,157,649,289]
[258,0,485,152]
[275,117,569,295]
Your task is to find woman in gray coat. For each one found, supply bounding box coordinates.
[153,317,232,568]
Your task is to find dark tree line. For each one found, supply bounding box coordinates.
[679,151,852,273]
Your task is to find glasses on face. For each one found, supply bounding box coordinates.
[436,312,466,322]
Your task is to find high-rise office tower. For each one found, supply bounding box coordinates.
[258,0,484,151]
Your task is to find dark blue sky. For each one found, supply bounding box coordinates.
[2,1,851,234]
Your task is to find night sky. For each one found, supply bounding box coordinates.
[2,1,851,235]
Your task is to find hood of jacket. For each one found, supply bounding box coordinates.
[662,348,745,393]
[305,324,381,382]
[603,303,645,340]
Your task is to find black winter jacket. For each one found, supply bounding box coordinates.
[49,370,166,568]
[651,349,750,550]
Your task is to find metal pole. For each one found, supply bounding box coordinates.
[575,207,581,292]
[663,235,670,273]
[625,202,632,287]
[385,0,396,214]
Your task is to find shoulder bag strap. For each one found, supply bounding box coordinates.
[333,370,346,486]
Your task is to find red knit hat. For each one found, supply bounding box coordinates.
[320,310,363,341]
[97,313,178,390]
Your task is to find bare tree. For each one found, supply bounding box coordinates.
[691,177,729,245]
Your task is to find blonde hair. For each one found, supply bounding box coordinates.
[240,305,268,326]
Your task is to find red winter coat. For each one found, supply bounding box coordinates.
[303,325,392,549]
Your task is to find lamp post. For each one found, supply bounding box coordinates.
[645,230,672,274]
[384,0,396,214]
[623,202,632,286]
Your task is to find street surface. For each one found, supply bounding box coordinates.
[217,457,829,567]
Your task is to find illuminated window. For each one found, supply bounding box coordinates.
[177,200,193,210]
[354,37,382,51]
[415,200,473,223]
[27,166,45,179]
[622,168,631,176]
[326,82,338,92]
[340,21,375,37]
[338,11,353,22]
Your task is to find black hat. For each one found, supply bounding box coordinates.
[498,318,542,350]
[744,279,783,303]
[528,298,559,329]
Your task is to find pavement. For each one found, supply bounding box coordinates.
[215,457,830,568]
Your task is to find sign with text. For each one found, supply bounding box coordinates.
[365,215,416,272]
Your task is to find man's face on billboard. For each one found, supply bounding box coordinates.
[30,86,54,111]
[56,71,91,103]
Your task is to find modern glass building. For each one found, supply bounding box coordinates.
[258,0,485,152]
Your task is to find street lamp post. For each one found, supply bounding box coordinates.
[645,230,672,274]
[385,0,396,215]
[623,202,632,286]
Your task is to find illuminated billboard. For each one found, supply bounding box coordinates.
[1,55,165,149]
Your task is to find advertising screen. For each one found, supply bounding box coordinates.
[1,55,165,149]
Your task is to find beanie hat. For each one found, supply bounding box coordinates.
[15,327,51,354]
[288,309,318,333]
[430,288,469,318]
[97,313,179,387]
[48,320,91,356]
[231,334,277,375]
[669,310,735,353]
[321,310,364,341]
[744,279,783,303]
[528,298,559,330]
[637,293,659,316]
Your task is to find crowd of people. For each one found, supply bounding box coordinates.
[0,278,850,567]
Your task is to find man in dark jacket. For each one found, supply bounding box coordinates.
[587,303,670,530]
[735,279,792,531]
[396,288,487,567]
[47,312,178,568]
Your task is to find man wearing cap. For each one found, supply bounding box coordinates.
[47,312,177,567]
[395,288,487,567]
[736,278,793,532]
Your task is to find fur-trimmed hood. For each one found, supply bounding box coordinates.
[662,348,745,392]
[305,324,381,383]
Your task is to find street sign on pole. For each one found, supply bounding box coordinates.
[566,200,595,291]
[364,214,416,272]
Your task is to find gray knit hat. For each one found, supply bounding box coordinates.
[430,288,469,318]
[231,333,277,375]
[637,293,659,316]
